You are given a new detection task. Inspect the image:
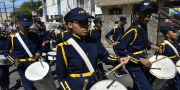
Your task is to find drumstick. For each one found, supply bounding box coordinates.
[106,62,125,76]
[176,65,180,67]
[82,79,88,90]
[151,56,167,63]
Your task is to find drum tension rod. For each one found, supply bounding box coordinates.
[106,80,115,89]
[150,68,161,70]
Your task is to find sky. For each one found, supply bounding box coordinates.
[0,0,38,12]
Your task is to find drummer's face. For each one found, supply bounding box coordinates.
[166,30,178,39]
[68,19,88,37]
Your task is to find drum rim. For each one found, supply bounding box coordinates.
[176,60,180,74]
[149,55,177,79]
[47,51,56,55]
[89,79,127,90]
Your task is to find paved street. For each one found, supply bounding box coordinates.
[7,48,133,90]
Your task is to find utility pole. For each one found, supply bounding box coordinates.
[3,1,8,21]
[11,0,16,26]
[0,8,3,23]
[30,0,34,21]
[42,0,46,22]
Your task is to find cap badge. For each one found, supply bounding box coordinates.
[24,18,27,20]
[79,10,86,14]
[144,2,149,6]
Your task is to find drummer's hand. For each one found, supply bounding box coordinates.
[140,58,152,68]
[42,42,46,47]
[15,59,21,66]
[35,52,41,59]
[151,45,162,53]
[118,56,130,64]
[112,42,117,46]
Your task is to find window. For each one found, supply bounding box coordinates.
[109,8,122,15]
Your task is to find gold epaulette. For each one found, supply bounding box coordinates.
[122,28,138,45]
[9,33,16,50]
[29,30,33,32]
[159,42,166,53]
[113,26,118,28]
[89,27,95,31]
[56,41,71,69]
[89,28,95,36]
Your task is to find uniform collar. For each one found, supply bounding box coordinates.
[73,33,82,40]
[138,20,147,26]
[167,38,174,43]
[94,26,101,30]
[34,26,40,30]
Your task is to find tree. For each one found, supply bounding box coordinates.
[9,0,42,24]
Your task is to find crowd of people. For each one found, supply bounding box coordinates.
[0,0,180,90]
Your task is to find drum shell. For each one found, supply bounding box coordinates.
[32,70,56,90]
[90,79,127,90]
[25,61,56,90]
[41,53,47,61]
[47,52,56,61]
[0,55,12,65]
[151,78,169,90]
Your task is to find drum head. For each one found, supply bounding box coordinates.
[42,53,46,56]
[176,60,180,74]
[25,61,49,81]
[90,79,127,90]
[149,55,176,79]
[52,48,56,51]
[47,51,56,56]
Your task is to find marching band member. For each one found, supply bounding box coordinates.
[88,18,118,80]
[56,7,129,90]
[33,18,51,53]
[105,16,127,47]
[3,14,42,90]
[115,1,160,90]
[88,18,103,41]
[56,25,71,44]
[52,24,72,48]
[105,16,127,78]
[0,29,9,90]
[156,25,180,89]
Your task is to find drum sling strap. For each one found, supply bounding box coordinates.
[15,33,33,57]
[67,38,95,74]
[164,40,179,57]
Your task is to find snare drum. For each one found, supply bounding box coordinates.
[25,61,56,90]
[52,48,56,51]
[0,55,12,65]
[149,55,177,90]
[40,53,47,61]
[47,51,56,60]
[176,60,180,74]
[90,79,127,90]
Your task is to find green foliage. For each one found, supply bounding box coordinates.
[9,1,42,24]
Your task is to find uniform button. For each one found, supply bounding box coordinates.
[87,53,89,55]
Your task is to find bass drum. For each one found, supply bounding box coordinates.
[25,61,56,90]
[149,55,177,90]
[90,79,127,90]
[176,60,180,74]
[149,55,176,79]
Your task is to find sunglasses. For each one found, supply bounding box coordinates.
[71,20,91,27]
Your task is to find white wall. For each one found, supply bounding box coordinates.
[60,0,78,16]
[46,0,60,15]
